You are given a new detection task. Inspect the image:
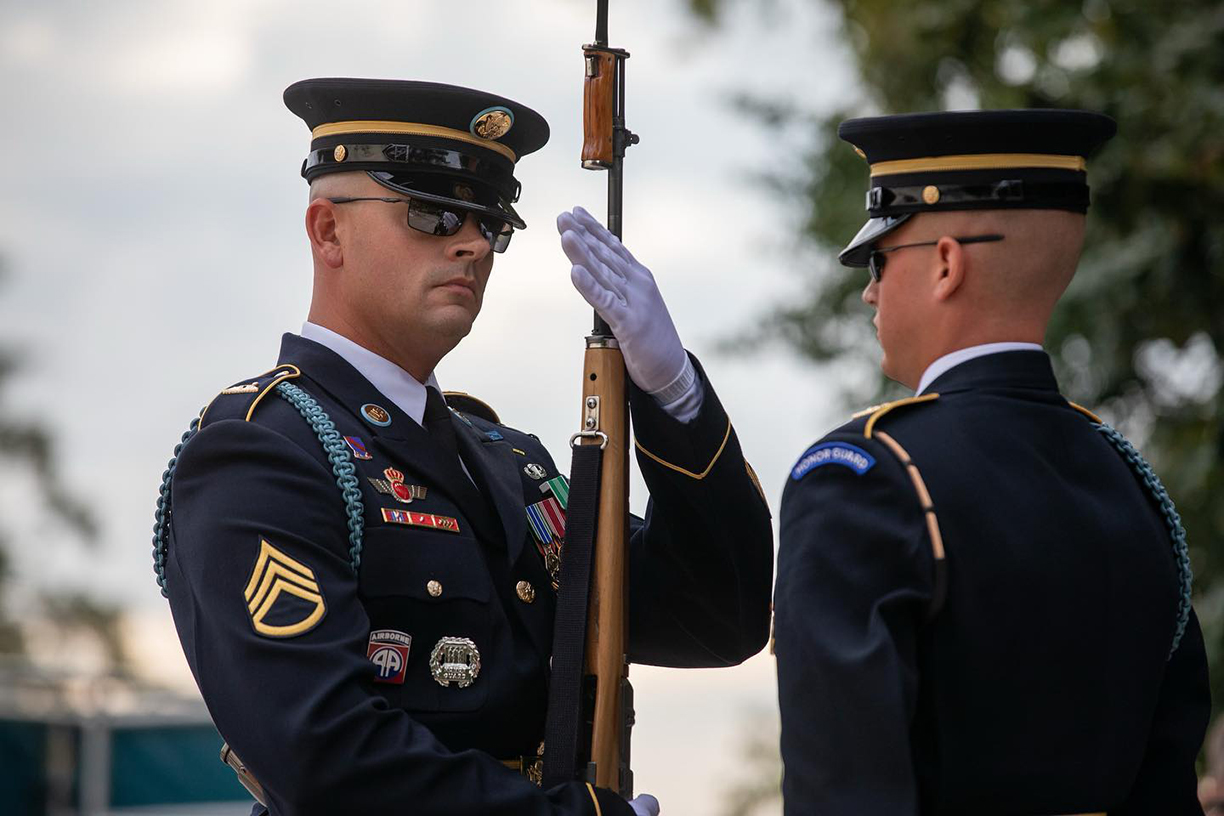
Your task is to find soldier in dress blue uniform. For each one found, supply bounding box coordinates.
[153,78,773,816]
[775,110,1210,815]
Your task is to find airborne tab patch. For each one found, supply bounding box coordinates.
[368,629,412,685]
[791,442,876,480]
[244,539,327,638]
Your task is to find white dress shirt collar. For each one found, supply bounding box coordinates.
[300,322,439,426]
[916,342,1043,395]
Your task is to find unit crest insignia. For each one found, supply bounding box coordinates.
[243,539,327,638]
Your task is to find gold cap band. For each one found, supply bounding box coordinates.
[311,120,517,162]
[870,152,1086,177]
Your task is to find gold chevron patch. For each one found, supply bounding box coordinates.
[243,539,327,638]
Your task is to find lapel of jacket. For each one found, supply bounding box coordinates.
[277,334,503,546]
[452,414,529,564]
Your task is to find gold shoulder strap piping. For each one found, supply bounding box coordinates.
[634,417,732,480]
[863,393,940,439]
[1067,401,1103,424]
[244,364,302,421]
[199,364,301,427]
[873,431,945,562]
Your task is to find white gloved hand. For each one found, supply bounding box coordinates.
[557,206,698,412]
[628,793,661,816]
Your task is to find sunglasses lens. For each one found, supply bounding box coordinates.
[478,216,514,253]
[868,252,884,282]
[407,200,466,236]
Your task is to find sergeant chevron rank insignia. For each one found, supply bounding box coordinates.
[244,539,327,638]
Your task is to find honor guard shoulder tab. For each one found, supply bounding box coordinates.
[199,365,303,428]
[853,393,940,439]
[444,391,501,424]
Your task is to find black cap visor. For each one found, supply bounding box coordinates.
[838,214,912,268]
[368,170,525,230]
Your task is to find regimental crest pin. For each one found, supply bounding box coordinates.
[343,435,373,460]
[523,463,547,480]
[367,629,411,685]
[470,106,514,141]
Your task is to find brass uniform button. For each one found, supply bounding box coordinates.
[516,580,535,604]
[333,144,347,162]
[427,580,443,598]
[922,184,941,205]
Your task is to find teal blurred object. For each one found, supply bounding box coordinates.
[1,715,251,814]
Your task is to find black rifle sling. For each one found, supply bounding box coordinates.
[541,442,603,788]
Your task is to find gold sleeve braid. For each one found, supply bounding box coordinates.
[633,417,732,480]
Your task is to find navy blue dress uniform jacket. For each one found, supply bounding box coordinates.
[164,333,773,815]
[776,350,1209,815]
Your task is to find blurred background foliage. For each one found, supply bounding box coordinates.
[0,255,128,674]
[685,0,1223,810]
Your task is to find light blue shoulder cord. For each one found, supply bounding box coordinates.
[1094,422,1193,658]
[152,381,366,597]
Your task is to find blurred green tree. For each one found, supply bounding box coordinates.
[688,0,1224,713]
[0,257,127,672]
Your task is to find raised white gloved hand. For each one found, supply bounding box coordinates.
[557,206,701,419]
[628,793,661,816]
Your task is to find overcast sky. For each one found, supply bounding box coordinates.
[0,0,861,810]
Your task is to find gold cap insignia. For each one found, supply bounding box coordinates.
[922,185,941,205]
[333,144,347,162]
[470,107,514,141]
[453,184,476,202]
[244,539,327,638]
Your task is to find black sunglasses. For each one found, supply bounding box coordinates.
[328,196,514,253]
[868,234,1004,282]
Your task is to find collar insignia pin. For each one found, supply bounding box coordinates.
[361,403,392,427]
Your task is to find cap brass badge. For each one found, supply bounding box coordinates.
[470,107,514,141]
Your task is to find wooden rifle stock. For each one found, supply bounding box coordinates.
[577,340,631,793]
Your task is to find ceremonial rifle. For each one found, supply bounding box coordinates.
[542,0,638,797]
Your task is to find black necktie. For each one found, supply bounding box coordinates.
[423,386,461,463]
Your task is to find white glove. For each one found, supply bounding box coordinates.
[628,793,661,816]
[557,207,702,420]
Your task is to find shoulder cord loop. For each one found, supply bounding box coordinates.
[152,382,366,597]
[1095,422,1193,659]
[273,381,366,575]
[151,416,201,598]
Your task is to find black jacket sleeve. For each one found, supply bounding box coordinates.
[624,355,775,668]
[774,433,934,816]
[1115,609,1211,815]
[166,418,631,816]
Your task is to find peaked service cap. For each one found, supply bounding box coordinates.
[837,109,1116,267]
[285,78,550,230]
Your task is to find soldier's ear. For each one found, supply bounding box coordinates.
[932,235,965,302]
[306,200,344,269]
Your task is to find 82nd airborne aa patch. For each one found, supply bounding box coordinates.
[368,629,412,685]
